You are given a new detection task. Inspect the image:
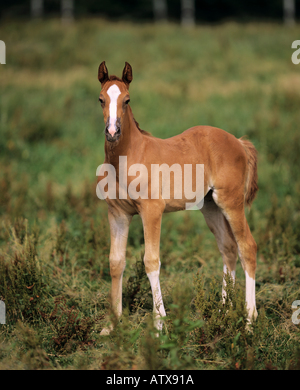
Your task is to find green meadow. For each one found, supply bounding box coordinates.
[0,19,300,369]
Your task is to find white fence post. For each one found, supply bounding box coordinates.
[61,0,74,24]
[283,0,296,26]
[31,0,43,19]
[153,0,168,22]
[181,0,195,27]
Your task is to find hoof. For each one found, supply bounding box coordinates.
[246,310,257,332]
[100,325,113,336]
[245,321,254,333]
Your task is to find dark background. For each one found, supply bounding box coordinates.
[1,0,300,23]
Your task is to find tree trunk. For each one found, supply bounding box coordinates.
[61,0,74,24]
[283,0,296,26]
[181,0,195,27]
[153,0,168,22]
[31,0,43,19]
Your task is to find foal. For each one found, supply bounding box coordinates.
[97,62,258,335]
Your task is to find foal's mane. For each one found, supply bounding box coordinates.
[132,116,152,137]
[109,75,152,137]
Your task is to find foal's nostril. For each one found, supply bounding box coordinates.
[105,125,121,142]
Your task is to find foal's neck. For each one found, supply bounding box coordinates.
[104,106,143,165]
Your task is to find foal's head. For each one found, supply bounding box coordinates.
[98,61,132,143]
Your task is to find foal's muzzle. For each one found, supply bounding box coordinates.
[105,117,121,142]
[105,126,121,142]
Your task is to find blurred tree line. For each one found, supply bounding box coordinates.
[0,0,299,23]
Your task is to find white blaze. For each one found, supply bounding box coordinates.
[107,84,121,136]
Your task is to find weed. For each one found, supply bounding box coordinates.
[14,321,50,369]
[0,219,45,324]
[124,256,152,313]
[45,297,97,354]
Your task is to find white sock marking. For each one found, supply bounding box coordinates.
[147,267,166,331]
[245,270,257,320]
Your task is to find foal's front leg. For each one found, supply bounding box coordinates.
[141,203,166,332]
[100,208,132,336]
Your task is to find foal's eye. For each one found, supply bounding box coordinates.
[99,98,104,104]
[124,98,130,105]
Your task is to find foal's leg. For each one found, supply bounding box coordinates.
[201,192,238,303]
[100,208,132,336]
[141,202,166,332]
[213,189,258,322]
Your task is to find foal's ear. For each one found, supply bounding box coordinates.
[122,62,133,88]
[98,61,109,86]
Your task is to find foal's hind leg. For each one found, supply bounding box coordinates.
[201,192,238,303]
[212,189,258,322]
[140,201,166,332]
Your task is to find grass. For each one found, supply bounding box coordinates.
[0,18,300,369]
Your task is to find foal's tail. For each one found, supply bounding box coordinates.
[239,137,258,208]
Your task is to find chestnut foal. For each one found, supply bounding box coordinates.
[97,62,258,335]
